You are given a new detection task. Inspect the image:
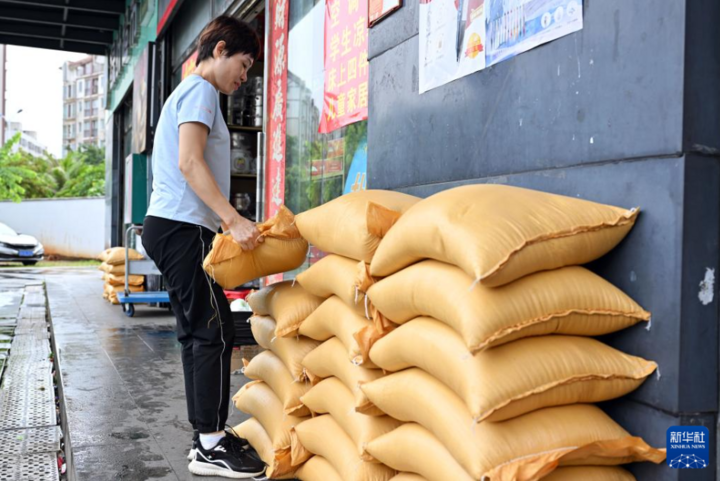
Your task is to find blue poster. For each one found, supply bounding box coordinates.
[486,0,583,66]
[344,139,367,194]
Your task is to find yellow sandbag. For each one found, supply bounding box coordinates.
[362,375,665,480]
[99,262,126,275]
[295,190,420,262]
[370,184,639,287]
[97,248,111,262]
[296,254,366,307]
[298,296,376,368]
[296,456,343,481]
[232,381,308,450]
[231,418,297,479]
[203,206,309,289]
[243,350,311,416]
[368,424,474,481]
[377,441,638,481]
[248,282,323,338]
[250,316,319,382]
[104,273,145,287]
[302,337,385,416]
[293,415,396,481]
[370,320,657,422]
[300,377,402,459]
[104,283,144,295]
[544,467,636,481]
[103,247,144,266]
[367,262,649,352]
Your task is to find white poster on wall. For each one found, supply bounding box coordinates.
[419,0,583,93]
[419,0,486,94]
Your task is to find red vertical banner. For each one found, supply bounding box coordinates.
[265,0,289,221]
[264,0,290,285]
[319,0,369,134]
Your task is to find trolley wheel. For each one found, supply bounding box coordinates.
[122,303,135,317]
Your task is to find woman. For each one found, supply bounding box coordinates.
[142,16,266,479]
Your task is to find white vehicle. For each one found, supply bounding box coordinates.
[0,222,44,266]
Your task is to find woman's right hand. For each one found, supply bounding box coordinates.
[227,215,262,251]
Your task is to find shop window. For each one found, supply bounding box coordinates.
[284,0,368,216]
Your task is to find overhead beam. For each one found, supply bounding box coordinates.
[0,5,118,31]
[0,33,107,55]
[0,21,112,45]
[0,0,125,15]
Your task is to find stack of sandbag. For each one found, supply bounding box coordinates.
[203,206,309,289]
[283,191,419,481]
[97,247,145,304]
[230,281,322,478]
[351,185,665,480]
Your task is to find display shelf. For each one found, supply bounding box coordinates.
[228,125,262,133]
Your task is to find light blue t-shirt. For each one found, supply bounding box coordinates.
[147,74,230,232]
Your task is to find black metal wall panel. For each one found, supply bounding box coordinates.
[368,0,686,190]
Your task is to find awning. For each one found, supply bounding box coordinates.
[0,0,123,55]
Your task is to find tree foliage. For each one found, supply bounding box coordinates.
[0,135,106,202]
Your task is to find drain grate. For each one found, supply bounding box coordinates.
[0,453,59,481]
[0,382,56,430]
[0,426,62,457]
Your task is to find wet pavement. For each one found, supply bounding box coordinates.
[0,268,252,481]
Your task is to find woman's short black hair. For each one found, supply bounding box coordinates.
[196,16,261,63]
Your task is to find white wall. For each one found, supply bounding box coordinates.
[0,197,104,258]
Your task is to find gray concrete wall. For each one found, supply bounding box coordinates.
[0,197,105,258]
[367,1,720,479]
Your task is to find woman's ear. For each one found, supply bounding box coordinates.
[213,40,227,58]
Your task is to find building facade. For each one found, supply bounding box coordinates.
[5,121,47,156]
[62,55,107,156]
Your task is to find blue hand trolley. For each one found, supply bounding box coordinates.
[118,225,170,317]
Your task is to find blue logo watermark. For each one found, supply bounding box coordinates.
[667,426,709,469]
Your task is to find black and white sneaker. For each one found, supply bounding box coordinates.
[188,435,266,479]
[187,430,199,461]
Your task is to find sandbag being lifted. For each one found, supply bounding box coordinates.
[203,206,309,289]
[362,375,665,479]
[369,319,657,422]
[248,282,323,338]
[367,261,649,352]
[295,190,420,262]
[370,184,638,287]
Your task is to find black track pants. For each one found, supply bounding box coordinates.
[141,215,235,433]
